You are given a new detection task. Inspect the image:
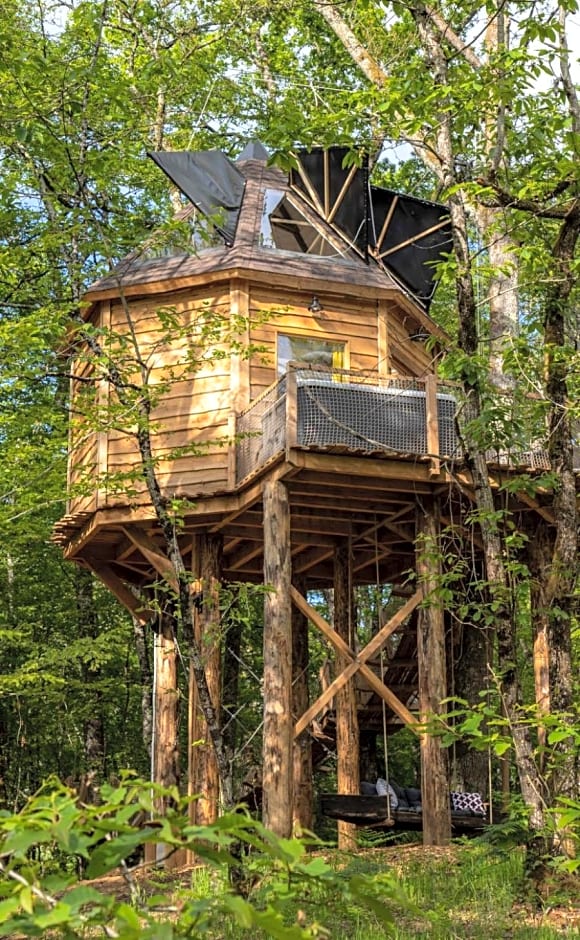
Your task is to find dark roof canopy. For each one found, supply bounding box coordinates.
[148,149,245,245]
[148,143,453,309]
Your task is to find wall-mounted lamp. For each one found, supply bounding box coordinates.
[308,294,323,314]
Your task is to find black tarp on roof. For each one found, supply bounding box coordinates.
[290,146,369,255]
[148,143,452,308]
[290,147,452,308]
[369,187,453,306]
[148,150,245,245]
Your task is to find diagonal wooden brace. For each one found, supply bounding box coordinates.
[291,586,421,735]
[122,526,179,592]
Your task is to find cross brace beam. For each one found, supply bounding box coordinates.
[291,587,421,736]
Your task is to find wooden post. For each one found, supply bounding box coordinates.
[416,501,451,846]
[292,574,313,833]
[286,367,298,452]
[334,542,359,850]
[425,373,440,475]
[189,533,223,828]
[153,612,180,867]
[527,523,551,767]
[262,479,293,836]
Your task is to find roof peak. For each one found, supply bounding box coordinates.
[236,140,269,162]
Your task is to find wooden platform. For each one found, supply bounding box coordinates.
[320,794,489,833]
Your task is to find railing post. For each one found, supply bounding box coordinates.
[286,368,298,455]
[227,412,236,489]
[425,374,440,475]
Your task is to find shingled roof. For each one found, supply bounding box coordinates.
[85,144,452,313]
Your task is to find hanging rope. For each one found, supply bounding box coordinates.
[375,518,391,820]
[485,628,494,824]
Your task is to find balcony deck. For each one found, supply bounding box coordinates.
[235,364,553,485]
[54,365,573,589]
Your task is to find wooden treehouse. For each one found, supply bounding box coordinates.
[54,143,557,851]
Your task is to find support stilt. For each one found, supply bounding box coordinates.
[262,479,293,836]
[416,501,451,846]
[334,542,360,850]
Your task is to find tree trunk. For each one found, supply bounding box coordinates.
[449,573,491,798]
[152,611,181,867]
[541,210,580,821]
[190,533,223,826]
[526,522,552,764]
[222,592,243,768]
[75,567,105,797]
[262,480,293,836]
[133,617,153,758]
[334,542,359,850]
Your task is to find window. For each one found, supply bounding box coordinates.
[260,190,346,258]
[277,334,346,376]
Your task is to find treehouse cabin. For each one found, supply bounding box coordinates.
[54,143,558,853]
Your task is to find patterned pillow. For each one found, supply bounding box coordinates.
[450,791,486,816]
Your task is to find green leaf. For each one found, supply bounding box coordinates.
[18,885,33,915]
[85,828,157,878]
[0,898,20,924]
[31,902,72,928]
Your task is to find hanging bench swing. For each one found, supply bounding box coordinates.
[319,792,489,833]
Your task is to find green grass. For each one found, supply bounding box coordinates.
[184,843,580,939]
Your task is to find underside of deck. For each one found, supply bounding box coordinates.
[56,444,556,585]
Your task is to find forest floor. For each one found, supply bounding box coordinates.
[83,842,580,938]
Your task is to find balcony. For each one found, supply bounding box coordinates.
[234,365,568,486]
[235,366,468,484]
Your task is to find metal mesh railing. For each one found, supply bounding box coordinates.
[235,367,575,483]
[294,368,462,458]
[235,367,464,483]
[236,374,288,483]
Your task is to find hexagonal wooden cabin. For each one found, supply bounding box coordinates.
[55,143,480,848]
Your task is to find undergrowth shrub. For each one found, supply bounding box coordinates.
[0,774,408,938]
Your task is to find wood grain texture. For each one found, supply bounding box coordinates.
[262,480,293,836]
[334,542,360,850]
[416,501,451,846]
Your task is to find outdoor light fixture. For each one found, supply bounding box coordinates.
[308,295,323,313]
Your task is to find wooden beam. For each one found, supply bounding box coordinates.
[290,587,418,729]
[377,299,390,376]
[88,564,153,623]
[288,450,442,485]
[334,542,360,849]
[262,480,293,836]
[425,373,440,476]
[294,589,422,737]
[295,661,361,738]
[122,527,178,591]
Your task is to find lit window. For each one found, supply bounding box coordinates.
[277,334,345,375]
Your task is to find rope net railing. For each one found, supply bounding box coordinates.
[235,366,465,483]
[236,373,288,482]
[294,368,460,456]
